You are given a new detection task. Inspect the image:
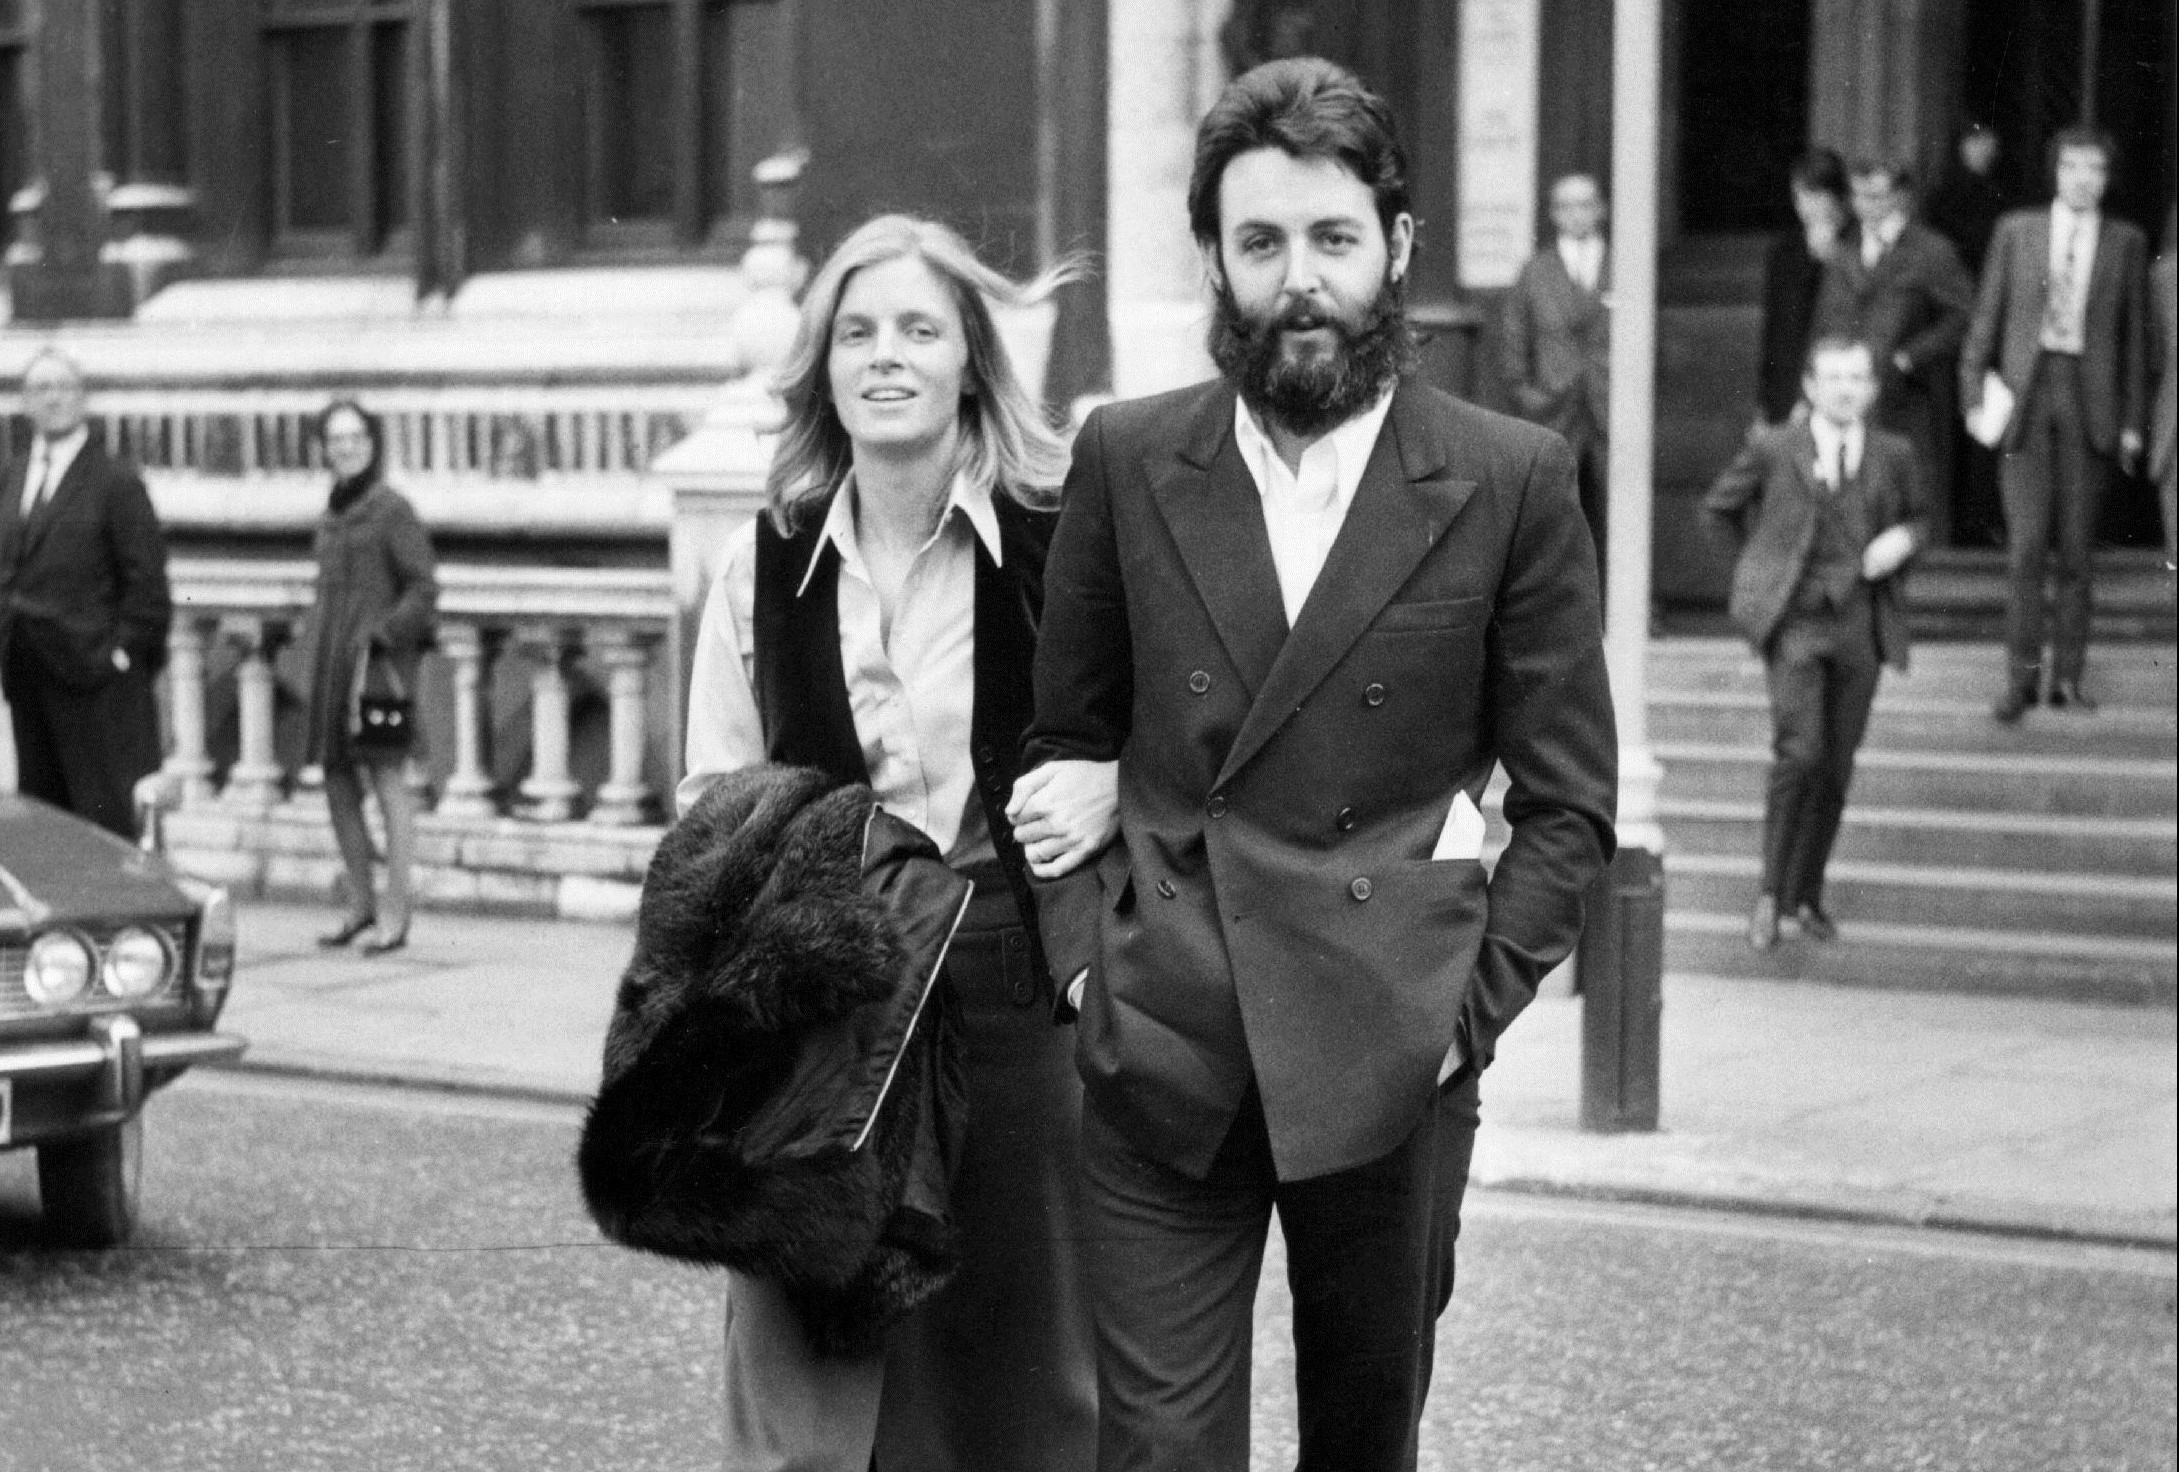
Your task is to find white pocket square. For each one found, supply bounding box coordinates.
[1432,791,1486,861]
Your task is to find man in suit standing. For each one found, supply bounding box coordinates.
[1008,58,1617,1471]
[0,349,171,838]
[1960,126,2149,720]
[1813,160,1973,545]
[1502,171,1611,588]
[1705,336,1930,949]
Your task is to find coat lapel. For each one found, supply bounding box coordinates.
[19,442,90,558]
[1146,384,1290,700]
[2020,213,2053,333]
[1216,383,1475,789]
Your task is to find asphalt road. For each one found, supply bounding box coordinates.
[1,1072,2171,1472]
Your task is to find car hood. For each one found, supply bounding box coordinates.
[0,795,194,930]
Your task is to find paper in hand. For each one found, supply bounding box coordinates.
[1966,371,2013,449]
[1432,791,1487,861]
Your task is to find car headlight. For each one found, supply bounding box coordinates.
[102,926,173,999]
[26,931,95,1007]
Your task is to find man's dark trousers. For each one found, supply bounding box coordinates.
[1083,1073,1481,1472]
[2002,353,2108,689]
[1762,589,1882,909]
[5,641,162,839]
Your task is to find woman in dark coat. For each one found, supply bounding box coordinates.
[305,400,438,955]
[1757,148,1850,429]
[680,215,1107,1470]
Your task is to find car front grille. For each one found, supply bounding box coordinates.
[0,920,193,1022]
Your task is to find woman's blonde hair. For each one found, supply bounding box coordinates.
[766,214,1083,533]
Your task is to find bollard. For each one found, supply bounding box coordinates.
[1576,846,1665,1132]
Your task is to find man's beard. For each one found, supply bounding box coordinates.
[1209,267,1414,439]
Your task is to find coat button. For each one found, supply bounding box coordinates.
[1364,683,1387,706]
[1206,795,1228,818]
[1156,878,1177,899]
[973,744,994,766]
[1188,670,1212,695]
[1010,980,1035,1006]
[1335,807,1356,831]
[1349,876,1373,901]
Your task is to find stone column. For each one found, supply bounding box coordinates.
[435,622,502,820]
[8,0,129,319]
[588,627,656,827]
[1105,0,1226,397]
[159,617,218,806]
[220,619,288,813]
[99,0,197,308]
[516,627,582,823]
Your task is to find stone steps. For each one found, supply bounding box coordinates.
[1644,638,2176,1005]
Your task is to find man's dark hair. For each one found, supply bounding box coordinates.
[2046,124,2119,180]
[1187,56,1410,248]
[1849,157,1913,193]
[1803,333,1875,375]
[1788,148,1848,203]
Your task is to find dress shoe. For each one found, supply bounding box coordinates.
[1990,683,2036,724]
[1792,903,1839,942]
[317,912,376,948]
[360,924,410,957]
[1747,894,1780,951]
[2049,681,2098,714]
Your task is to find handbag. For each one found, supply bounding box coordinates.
[348,645,415,753]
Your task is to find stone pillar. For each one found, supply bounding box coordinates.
[220,619,288,813]
[8,0,129,319]
[516,627,582,823]
[99,0,197,308]
[435,622,501,820]
[1105,0,1227,397]
[589,628,656,827]
[159,617,217,806]
[1807,0,1968,177]
[652,381,782,797]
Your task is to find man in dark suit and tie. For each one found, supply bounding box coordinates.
[1812,158,1974,543]
[1007,58,1618,1471]
[1502,170,1611,587]
[0,349,172,838]
[1706,336,1930,949]
[1960,126,2150,720]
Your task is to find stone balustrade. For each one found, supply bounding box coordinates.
[158,558,679,921]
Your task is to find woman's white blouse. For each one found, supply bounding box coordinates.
[677,475,1000,869]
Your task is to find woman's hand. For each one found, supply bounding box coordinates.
[1006,760,1118,879]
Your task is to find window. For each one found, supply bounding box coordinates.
[0,2,26,251]
[262,1,412,258]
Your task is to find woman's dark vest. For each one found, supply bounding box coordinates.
[750,492,1058,997]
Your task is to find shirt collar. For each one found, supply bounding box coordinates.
[1809,414,1863,471]
[2051,200,2099,231]
[1232,385,1397,501]
[34,425,89,464]
[797,468,1002,597]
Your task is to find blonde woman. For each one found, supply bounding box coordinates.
[679,215,1109,1471]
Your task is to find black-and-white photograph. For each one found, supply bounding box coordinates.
[1,2,2172,1468]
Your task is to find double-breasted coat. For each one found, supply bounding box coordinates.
[301,482,438,768]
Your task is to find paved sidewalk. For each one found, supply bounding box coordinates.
[214,902,2178,1248]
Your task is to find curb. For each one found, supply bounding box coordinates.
[201,1057,2177,1255]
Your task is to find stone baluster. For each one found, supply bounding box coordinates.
[160,615,218,805]
[436,621,502,819]
[517,626,582,822]
[588,626,656,826]
[220,617,288,811]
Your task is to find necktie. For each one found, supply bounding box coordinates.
[21,444,49,517]
[1829,437,1845,492]
[2043,216,2084,342]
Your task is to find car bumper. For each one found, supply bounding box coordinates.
[0,1021,247,1147]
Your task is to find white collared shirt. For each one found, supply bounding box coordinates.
[1232,390,1397,625]
[677,471,1000,866]
[1557,235,1606,294]
[19,425,89,517]
[2041,202,2100,353]
[1808,414,1865,488]
[1860,211,1906,269]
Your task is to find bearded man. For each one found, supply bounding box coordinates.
[1006,57,1618,1472]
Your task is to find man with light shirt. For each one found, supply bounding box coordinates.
[0,349,170,838]
[1006,57,1617,1472]
[1960,125,2149,721]
[1704,336,1930,951]
[1501,171,1611,589]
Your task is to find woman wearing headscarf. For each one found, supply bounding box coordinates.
[304,400,437,956]
[678,214,1109,1471]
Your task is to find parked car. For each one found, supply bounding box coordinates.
[0,784,243,1245]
